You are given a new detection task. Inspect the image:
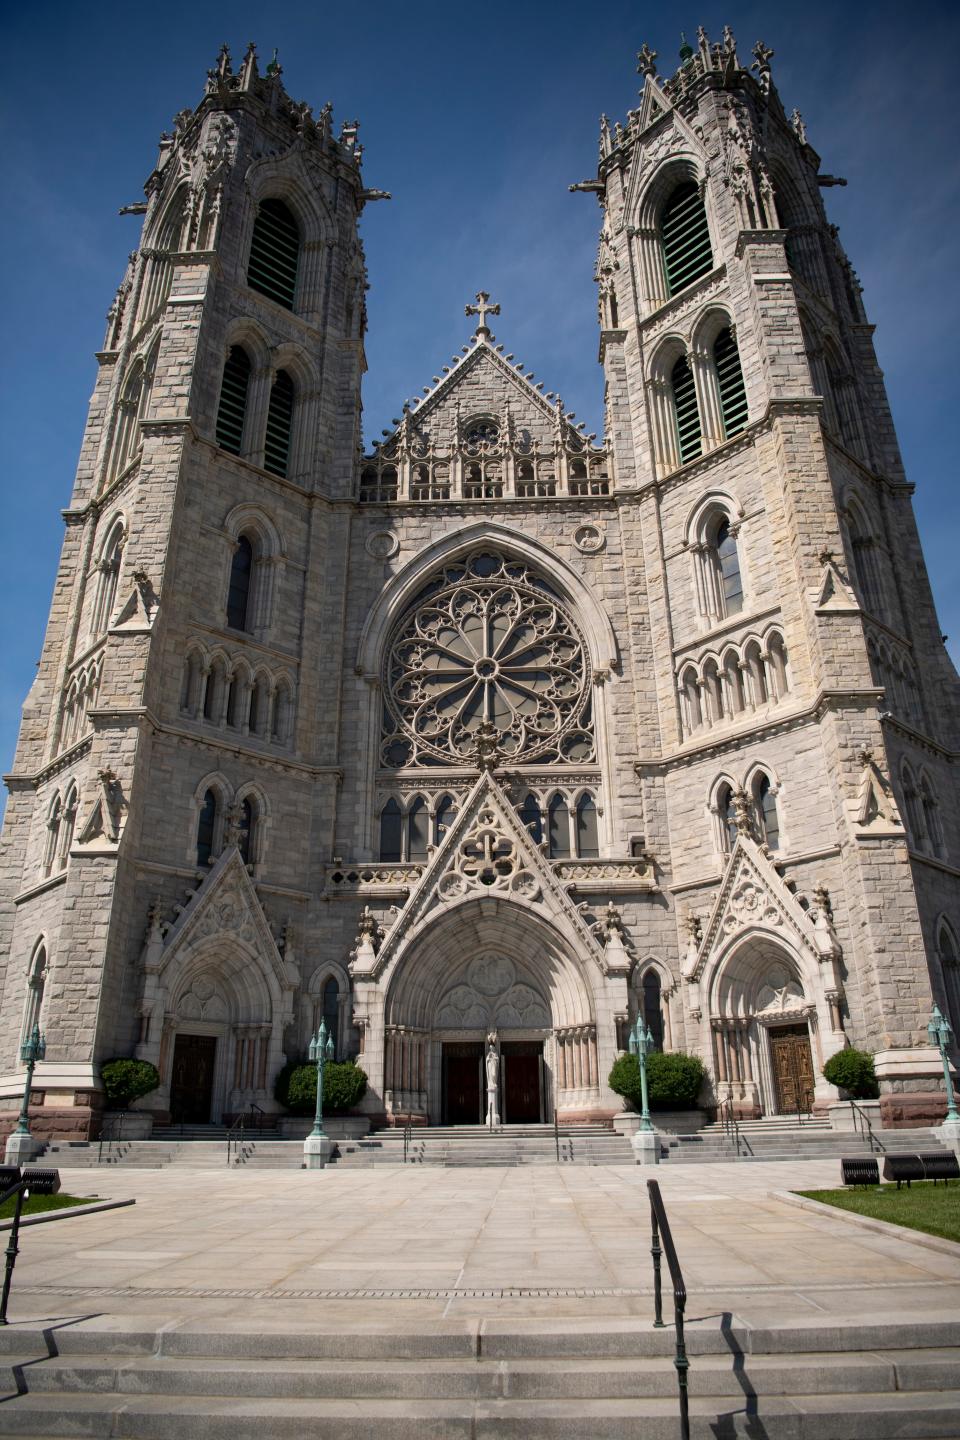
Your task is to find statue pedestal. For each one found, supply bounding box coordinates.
[4,1131,44,1166]
[937,1116,960,1158]
[303,1134,335,1170]
[631,1129,660,1166]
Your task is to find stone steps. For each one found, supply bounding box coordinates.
[0,1317,957,1438]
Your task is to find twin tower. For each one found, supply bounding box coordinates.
[1,32,957,1143]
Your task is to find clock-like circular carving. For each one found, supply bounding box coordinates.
[381,550,594,768]
[462,416,500,450]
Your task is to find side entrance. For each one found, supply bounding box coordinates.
[769,1023,815,1115]
[169,1034,217,1124]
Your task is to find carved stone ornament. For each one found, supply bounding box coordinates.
[437,803,540,903]
[365,531,400,560]
[573,524,605,553]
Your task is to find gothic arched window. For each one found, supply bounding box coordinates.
[718,783,738,854]
[407,797,430,862]
[519,793,543,845]
[93,521,125,637]
[659,181,712,297]
[216,345,251,455]
[59,785,78,870]
[938,922,960,1039]
[671,354,702,466]
[921,775,945,859]
[227,535,254,631]
[713,518,743,617]
[248,198,300,310]
[323,976,340,1059]
[575,794,599,858]
[237,797,255,865]
[755,774,780,850]
[379,798,403,862]
[713,327,748,438]
[22,943,47,1045]
[435,796,455,846]
[548,794,571,859]
[643,970,664,1052]
[196,789,218,867]
[264,369,295,477]
[381,551,593,768]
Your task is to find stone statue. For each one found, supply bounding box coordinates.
[485,1030,500,1128]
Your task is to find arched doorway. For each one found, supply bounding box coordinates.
[380,898,602,1125]
[709,937,820,1118]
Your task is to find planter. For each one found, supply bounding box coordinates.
[613,1109,706,1137]
[827,1099,882,1133]
[101,1110,153,1140]
[277,1115,371,1140]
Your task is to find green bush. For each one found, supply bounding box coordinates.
[823,1047,879,1099]
[608,1051,706,1111]
[100,1058,160,1110]
[275,1059,368,1115]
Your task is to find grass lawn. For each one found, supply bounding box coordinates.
[798,1182,960,1244]
[0,1191,95,1221]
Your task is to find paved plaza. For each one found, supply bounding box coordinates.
[6,1160,960,1328]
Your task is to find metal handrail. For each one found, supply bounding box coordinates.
[849,1098,885,1154]
[554,1108,560,1163]
[403,1121,411,1164]
[647,1179,690,1440]
[226,1103,268,1165]
[97,1111,125,1164]
[719,1098,741,1158]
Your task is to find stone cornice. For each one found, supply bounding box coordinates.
[13,870,69,906]
[5,736,93,791]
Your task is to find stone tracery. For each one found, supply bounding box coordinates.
[381,550,594,768]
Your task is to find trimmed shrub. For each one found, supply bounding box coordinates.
[275,1059,368,1115]
[100,1058,160,1110]
[609,1051,706,1111]
[823,1047,879,1099]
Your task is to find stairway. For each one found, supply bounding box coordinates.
[659,1115,952,1164]
[1,1313,958,1437]
[333,1123,634,1167]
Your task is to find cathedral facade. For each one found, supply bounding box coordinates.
[2,31,958,1141]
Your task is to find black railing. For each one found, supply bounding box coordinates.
[403,1121,411,1164]
[225,1105,266,1165]
[647,1179,690,1440]
[97,1111,125,1164]
[849,1099,885,1154]
[719,1098,742,1158]
[554,1108,560,1162]
[0,1168,61,1325]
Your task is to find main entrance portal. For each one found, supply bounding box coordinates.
[769,1024,815,1114]
[170,1033,217,1123]
[442,1042,484,1124]
[502,1041,543,1123]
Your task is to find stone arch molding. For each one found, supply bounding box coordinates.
[352,771,609,995]
[355,522,619,676]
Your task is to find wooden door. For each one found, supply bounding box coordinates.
[502,1042,542,1123]
[443,1043,483,1124]
[170,1034,217,1124]
[769,1025,815,1115]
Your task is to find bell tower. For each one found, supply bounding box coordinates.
[578,29,960,1123]
[0,43,380,1136]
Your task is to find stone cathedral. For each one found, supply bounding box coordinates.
[2,30,958,1145]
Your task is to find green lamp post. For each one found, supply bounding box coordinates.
[14,1025,45,1138]
[927,1005,959,1124]
[628,1015,655,1132]
[308,1018,335,1139]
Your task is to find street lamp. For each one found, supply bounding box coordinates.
[628,1015,655,1132]
[308,1018,335,1140]
[14,1026,45,1140]
[927,1005,959,1124]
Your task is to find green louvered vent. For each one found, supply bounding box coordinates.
[264,369,295,477]
[247,198,300,310]
[714,327,749,438]
[215,346,251,454]
[660,182,713,297]
[671,355,702,465]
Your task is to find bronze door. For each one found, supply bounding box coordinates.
[769,1024,815,1114]
[502,1042,542,1123]
[170,1034,217,1124]
[443,1042,483,1124]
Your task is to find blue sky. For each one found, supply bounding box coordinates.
[1,0,958,780]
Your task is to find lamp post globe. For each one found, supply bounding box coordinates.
[15,1025,45,1137]
[308,1017,336,1139]
[628,1015,655,1133]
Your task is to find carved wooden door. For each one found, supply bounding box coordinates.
[170,1034,217,1124]
[769,1025,815,1114]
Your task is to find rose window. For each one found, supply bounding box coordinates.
[381,551,594,767]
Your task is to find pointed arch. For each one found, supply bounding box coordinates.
[92,514,126,637]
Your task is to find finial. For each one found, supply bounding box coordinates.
[678,32,694,63]
[636,42,658,77]
[465,290,500,336]
[265,47,281,76]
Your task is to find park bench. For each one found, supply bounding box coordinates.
[841,1156,879,1187]
[882,1152,960,1189]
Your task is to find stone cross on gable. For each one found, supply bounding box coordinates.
[465,291,500,335]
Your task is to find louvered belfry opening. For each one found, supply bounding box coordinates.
[264,369,295,477]
[248,198,300,310]
[714,327,748,438]
[671,355,702,465]
[660,181,712,296]
[216,346,251,454]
